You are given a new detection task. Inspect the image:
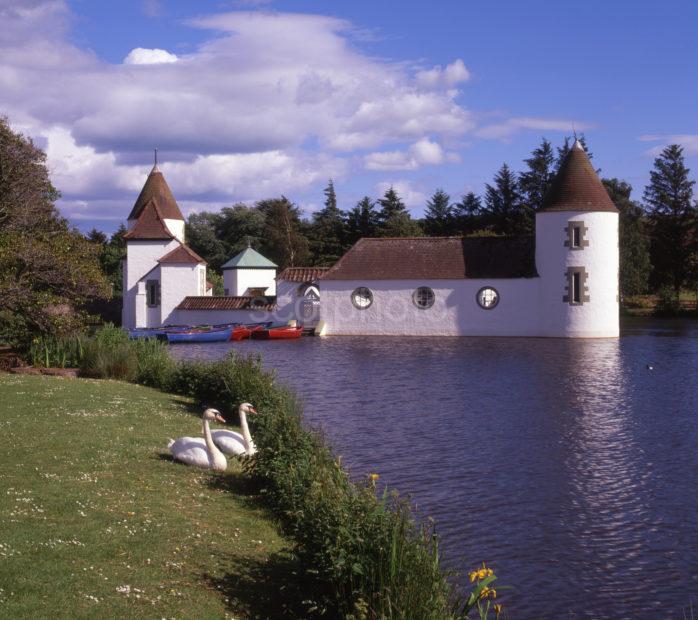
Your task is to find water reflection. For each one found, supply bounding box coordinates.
[170,321,698,618]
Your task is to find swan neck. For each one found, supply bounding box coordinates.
[202,418,219,456]
[239,410,253,452]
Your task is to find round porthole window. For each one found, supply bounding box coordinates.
[476,286,499,310]
[351,287,373,309]
[412,286,435,309]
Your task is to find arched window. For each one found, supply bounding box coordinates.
[476,286,499,310]
[351,287,373,309]
[412,286,435,309]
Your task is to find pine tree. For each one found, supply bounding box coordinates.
[603,178,651,296]
[453,192,483,235]
[643,144,697,296]
[483,163,522,235]
[346,196,378,243]
[376,187,422,237]
[520,138,555,228]
[423,189,455,236]
[310,180,348,265]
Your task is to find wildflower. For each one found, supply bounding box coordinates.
[494,603,503,617]
[369,473,379,482]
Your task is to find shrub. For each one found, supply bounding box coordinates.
[656,286,681,316]
[133,338,177,389]
[28,333,86,368]
[80,324,136,380]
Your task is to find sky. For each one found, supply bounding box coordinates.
[2,0,698,234]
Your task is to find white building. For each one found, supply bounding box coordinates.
[121,163,209,329]
[320,141,619,338]
[123,141,619,338]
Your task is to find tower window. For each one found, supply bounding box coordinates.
[564,220,589,250]
[563,267,589,305]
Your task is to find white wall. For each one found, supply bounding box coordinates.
[321,279,541,336]
[160,264,200,325]
[276,280,321,326]
[223,268,276,296]
[536,211,619,338]
[163,219,185,244]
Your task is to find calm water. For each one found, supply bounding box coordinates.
[170,318,698,619]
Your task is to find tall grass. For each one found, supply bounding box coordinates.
[28,333,85,368]
[71,326,502,618]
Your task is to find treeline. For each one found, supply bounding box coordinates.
[90,135,698,303]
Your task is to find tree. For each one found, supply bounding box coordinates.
[520,139,555,228]
[376,186,422,237]
[643,144,698,296]
[87,224,127,297]
[0,117,109,346]
[603,178,651,296]
[309,180,348,265]
[257,197,310,269]
[423,189,455,236]
[453,192,484,235]
[346,196,378,243]
[483,163,522,235]
[186,212,231,271]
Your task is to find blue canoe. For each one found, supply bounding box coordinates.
[128,328,165,339]
[166,327,233,343]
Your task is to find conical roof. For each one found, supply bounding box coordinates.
[123,200,175,240]
[127,165,184,221]
[221,247,277,269]
[540,141,617,213]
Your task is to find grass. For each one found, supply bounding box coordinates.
[0,373,308,619]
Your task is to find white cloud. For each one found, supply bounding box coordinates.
[365,138,451,171]
[476,116,592,140]
[639,134,698,156]
[416,59,470,88]
[123,47,178,65]
[141,0,162,18]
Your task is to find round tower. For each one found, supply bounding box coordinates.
[535,141,619,337]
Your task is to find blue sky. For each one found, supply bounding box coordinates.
[2,0,698,234]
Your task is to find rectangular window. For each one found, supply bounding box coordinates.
[572,226,581,248]
[146,280,160,307]
[572,272,581,303]
[565,220,588,250]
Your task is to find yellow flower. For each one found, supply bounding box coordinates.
[369,473,379,482]
[469,571,478,583]
[494,603,503,617]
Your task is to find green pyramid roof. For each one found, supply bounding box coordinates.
[221,247,277,270]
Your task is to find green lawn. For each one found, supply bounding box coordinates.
[0,374,304,619]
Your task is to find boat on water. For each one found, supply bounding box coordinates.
[166,327,233,343]
[250,325,304,340]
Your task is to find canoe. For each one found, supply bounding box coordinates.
[230,326,252,341]
[166,327,233,343]
[128,328,164,339]
[250,326,303,340]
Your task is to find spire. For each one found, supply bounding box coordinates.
[539,144,617,213]
[127,154,185,221]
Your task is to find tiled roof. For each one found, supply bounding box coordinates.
[128,165,185,221]
[123,201,175,240]
[277,267,330,282]
[321,236,537,280]
[540,141,618,213]
[221,247,277,269]
[157,244,206,264]
[176,296,276,311]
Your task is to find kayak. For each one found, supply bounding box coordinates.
[250,326,303,340]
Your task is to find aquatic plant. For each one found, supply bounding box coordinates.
[28,333,85,368]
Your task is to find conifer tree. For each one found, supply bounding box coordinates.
[257,196,310,269]
[453,192,483,235]
[520,138,555,227]
[423,189,455,236]
[483,163,522,235]
[376,186,422,237]
[643,144,697,296]
[310,180,348,265]
[346,196,378,243]
[603,178,651,296]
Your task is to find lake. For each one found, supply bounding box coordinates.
[169,317,698,619]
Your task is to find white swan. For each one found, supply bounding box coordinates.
[211,403,258,457]
[167,408,227,471]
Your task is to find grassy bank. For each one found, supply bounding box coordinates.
[0,374,306,618]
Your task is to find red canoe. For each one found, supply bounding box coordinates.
[230,326,252,341]
[250,326,303,340]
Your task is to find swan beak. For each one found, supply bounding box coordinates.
[215,413,226,423]
[248,407,257,414]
